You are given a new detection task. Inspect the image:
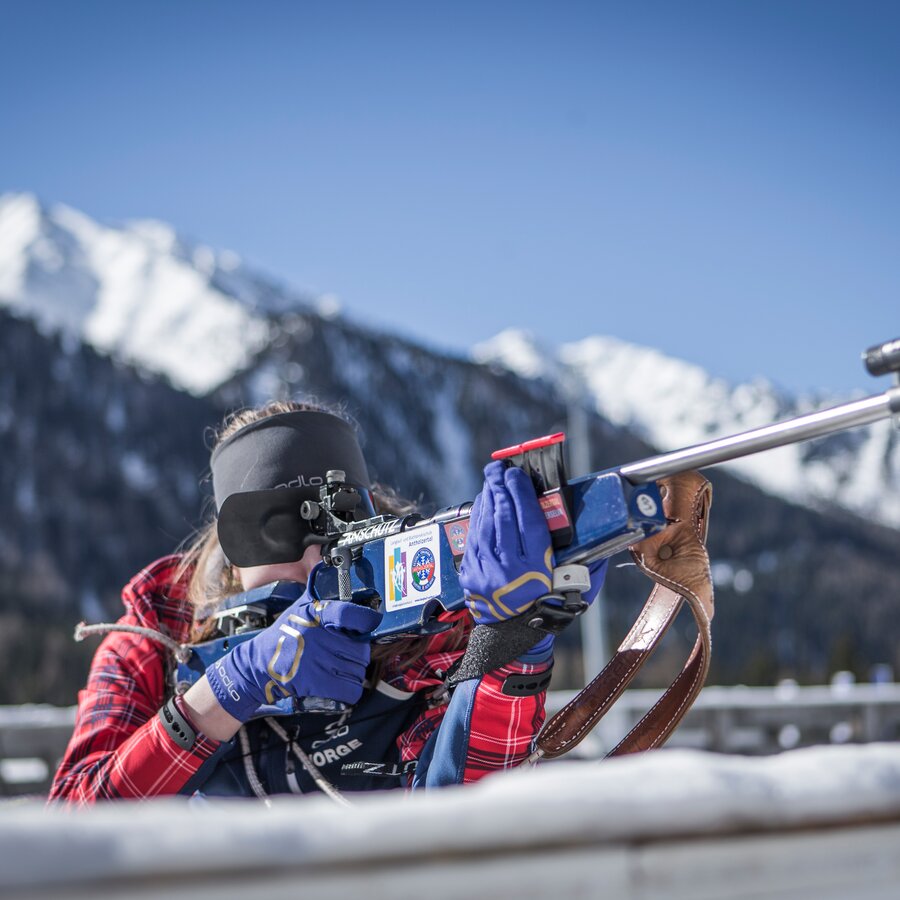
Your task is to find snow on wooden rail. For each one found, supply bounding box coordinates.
[5,682,900,795]
[1,743,900,899]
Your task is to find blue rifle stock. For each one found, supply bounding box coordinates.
[174,455,668,710]
[313,462,666,642]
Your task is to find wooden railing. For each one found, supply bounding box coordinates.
[4,742,900,898]
[4,680,900,796]
[550,679,900,758]
[0,705,76,798]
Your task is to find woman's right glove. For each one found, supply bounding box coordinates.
[205,582,381,722]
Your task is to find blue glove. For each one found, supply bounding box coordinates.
[460,461,608,656]
[205,577,381,722]
[460,461,555,624]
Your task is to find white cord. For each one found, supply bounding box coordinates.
[238,726,272,808]
[265,717,352,808]
[74,621,192,663]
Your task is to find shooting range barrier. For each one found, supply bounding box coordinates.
[5,680,900,796]
[1,743,900,899]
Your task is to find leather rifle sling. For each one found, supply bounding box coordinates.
[534,470,714,760]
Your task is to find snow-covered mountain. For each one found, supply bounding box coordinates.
[2,192,899,703]
[1,191,897,529]
[474,330,900,529]
[0,193,313,394]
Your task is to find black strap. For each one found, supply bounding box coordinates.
[160,697,198,751]
[501,668,554,696]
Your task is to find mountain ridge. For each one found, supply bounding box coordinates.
[475,328,900,528]
[1,192,898,703]
[3,191,896,528]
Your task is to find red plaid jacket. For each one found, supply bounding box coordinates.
[49,556,550,804]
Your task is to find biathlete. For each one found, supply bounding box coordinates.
[50,400,605,803]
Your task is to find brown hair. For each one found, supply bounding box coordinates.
[177,398,465,667]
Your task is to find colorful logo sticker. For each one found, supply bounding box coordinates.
[383,524,442,612]
[635,492,659,518]
[538,492,571,531]
[443,521,469,555]
[389,547,407,603]
[411,547,436,592]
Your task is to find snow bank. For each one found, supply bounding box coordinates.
[2,744,900,898]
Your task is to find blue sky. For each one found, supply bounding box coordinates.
[2,0,898,395]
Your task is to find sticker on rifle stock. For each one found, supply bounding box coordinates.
[538,492,570,531]
[384,524,442,612]
[635,492,659,517]
[443,520,469,556]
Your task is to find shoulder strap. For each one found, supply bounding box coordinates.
[534,470,714,759]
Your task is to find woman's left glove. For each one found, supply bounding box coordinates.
[460,460,608,653]
[205,585,381,722]
[460,461,555,624]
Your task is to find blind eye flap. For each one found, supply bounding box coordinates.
[217,487,314,567]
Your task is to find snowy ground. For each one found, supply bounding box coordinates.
[2,743,900,898]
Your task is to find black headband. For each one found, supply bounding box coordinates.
[211,410,372,566]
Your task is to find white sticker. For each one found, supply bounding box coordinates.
[383,524,442,612]
[636,492,659,517]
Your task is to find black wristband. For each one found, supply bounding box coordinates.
[160,696,198,751]
[501,668,553,697]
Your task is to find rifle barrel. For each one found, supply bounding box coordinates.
[619,386,900,485]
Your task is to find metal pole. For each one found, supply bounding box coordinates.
[564,380,608,683]
[620,387,900,485]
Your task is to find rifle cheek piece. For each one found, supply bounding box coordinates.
[211,411,374,568]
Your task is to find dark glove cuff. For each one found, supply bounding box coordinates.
[447,617,551,687]
[517,634,554,661]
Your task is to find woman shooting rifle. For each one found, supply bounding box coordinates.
[50,400,605,803]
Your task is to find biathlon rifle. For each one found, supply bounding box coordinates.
[177,338,900,704]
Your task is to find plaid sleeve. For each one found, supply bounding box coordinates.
[48,626,220,805]
[410,656,549,787]
[392,614,550,788]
